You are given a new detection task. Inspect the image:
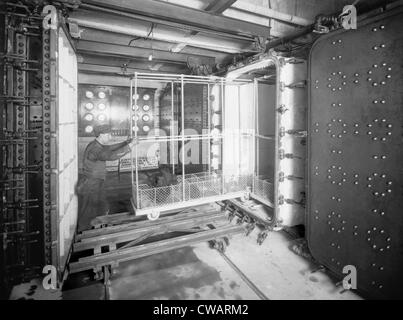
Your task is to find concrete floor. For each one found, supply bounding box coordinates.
[9,227,362,300]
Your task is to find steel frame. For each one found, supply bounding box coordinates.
[226,54,307,227]
[0,3,43,289]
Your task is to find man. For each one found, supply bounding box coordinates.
[77,124,137,232]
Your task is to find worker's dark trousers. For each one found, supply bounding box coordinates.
[77,176,108,232]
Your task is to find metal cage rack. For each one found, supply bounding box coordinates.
[129,73,255,219]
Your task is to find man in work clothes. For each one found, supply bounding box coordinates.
[77,124,137,232]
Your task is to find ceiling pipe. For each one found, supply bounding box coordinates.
[68,9,255,54]
[78,3,254,41]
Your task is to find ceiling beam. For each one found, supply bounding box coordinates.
[78,63,188,75]
[77,53,188,73]
[230,1,312,27]
[204,0,238,14]
[169,0,239,54]
[78,27,231,63]
[82,0,271,38]
[75,40,215,65]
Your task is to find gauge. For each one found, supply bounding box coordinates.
[85,91,94,98]
[143,94,150,101]
[143,125,150,132]
[85,125,93,133]
[132,104,139,111]
[98,91,106,99]
[98,103,106,110]
[132,126,139,132]
[143,105,150,111]
[97,114,107,121]
[84,113,94,121]
[85,102,94,110]
[142,114,150,122]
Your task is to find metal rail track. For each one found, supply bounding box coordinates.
[74,211,228,253]
[69,207,272,300]
[77,207,218,240]
[69,224,245,274]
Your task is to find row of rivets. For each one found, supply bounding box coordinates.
[372,43,386,50]
[367,227,391,252]
[43,29,52,265]
[372,25,385,32]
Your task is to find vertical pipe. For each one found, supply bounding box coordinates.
[171,81,174,174]
[256,79,259,178]
[134,73,139,209]
[181,75,185,201]
[238,84,241,177]
[130,78,134,196]
[207,83,211,176]
[221,78,225,193]
[252,80,256,193]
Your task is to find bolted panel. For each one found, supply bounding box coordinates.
[307,8,403,299]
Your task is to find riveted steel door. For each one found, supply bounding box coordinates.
[307,8,403,299]
[42,7,78,280]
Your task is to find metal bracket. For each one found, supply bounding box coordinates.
[340,5,357,30]
[147,210,160,221]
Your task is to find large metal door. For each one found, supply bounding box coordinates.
[308,8,403,299]
[42,7,78,279]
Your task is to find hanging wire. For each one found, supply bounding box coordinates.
[128,23,155,46]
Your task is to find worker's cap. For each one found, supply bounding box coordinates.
[94,124,112,136]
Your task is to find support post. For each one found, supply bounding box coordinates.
[181,75,185,201]
[171,81,174,174]
[134,73,139,209]
[207,83,211,175]
[221,78,225,194]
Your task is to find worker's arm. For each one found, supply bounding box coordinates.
[97,144,131,161]
[87,139,138,162]
[108,140,130,151]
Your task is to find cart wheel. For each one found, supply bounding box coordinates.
[245,221,256,236]
[147,210,160,221]
[257,230,268,245]
[214,239,226,253]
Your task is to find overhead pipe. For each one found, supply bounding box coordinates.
[68,9,255,54]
